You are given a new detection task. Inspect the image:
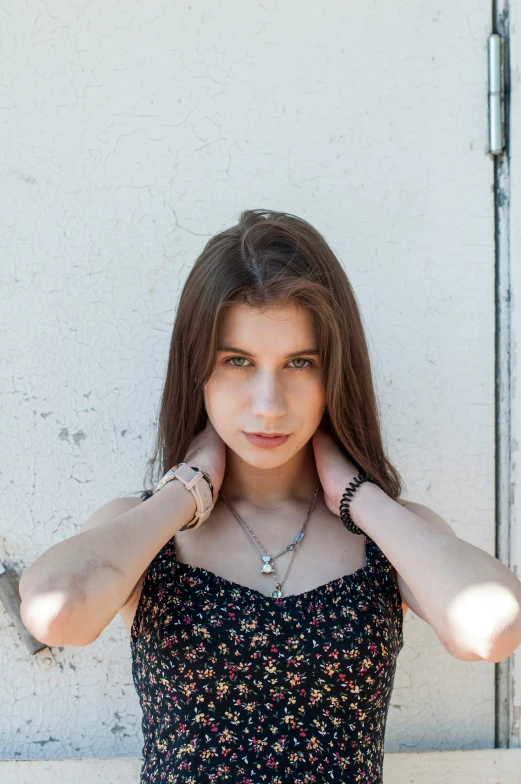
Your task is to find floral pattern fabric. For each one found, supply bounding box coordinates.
[130,515,404,784]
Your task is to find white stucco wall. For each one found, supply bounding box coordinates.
[2,0,518,778]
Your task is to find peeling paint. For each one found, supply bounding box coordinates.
[3,0,507,768]
[72,430,87,447]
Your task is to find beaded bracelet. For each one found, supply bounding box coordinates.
[339,472,381,536]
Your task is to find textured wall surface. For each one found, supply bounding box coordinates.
[1,0,499,769]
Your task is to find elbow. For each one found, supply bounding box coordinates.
[20,587,68,642]
[482,619,521,663]
[20,592,97,648]
[21,605,59,647]
[446,582,521,663]
[21,602,98,647]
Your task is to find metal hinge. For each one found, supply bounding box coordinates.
[488,33,505,155]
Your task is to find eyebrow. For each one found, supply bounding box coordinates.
[217,344,320,358]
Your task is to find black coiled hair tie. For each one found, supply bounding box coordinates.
[339,472,381,535]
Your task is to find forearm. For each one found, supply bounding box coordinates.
[20,480,196,646]
[350,483,521,660]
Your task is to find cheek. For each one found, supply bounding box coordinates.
[203,378,235,419]
[300,379,326,406]
[203,384,215,417]
[203,380,217,418]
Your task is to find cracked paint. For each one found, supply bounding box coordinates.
[1,0,511,776]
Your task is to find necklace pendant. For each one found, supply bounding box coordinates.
[261,555,274,574]
[271,584,283,598]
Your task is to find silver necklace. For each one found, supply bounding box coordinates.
[219,482,321,598]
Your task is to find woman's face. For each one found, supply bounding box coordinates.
[203,303,327,466]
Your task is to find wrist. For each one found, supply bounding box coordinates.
[189,464,219,502]
[348,480,384,529]
[172,463,217,529]
[163,474,197,520]
[181,458,216,484]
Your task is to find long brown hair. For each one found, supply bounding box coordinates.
[135,208,403,500]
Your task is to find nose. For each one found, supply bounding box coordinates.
[250,373,287,418]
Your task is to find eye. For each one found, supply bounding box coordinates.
[222,356,314,371]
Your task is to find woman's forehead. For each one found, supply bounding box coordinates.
[219,302,315,337]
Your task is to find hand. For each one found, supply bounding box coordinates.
[183,418,226,504]
[311,421,360,518]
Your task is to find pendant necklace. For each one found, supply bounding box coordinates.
[219,482,321,598]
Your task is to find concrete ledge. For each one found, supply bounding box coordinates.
[0,750,520,783]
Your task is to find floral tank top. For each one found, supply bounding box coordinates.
[130,503,404,784]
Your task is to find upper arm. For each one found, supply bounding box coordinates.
[392,501,484,660]
[22,495,147,620]
[392,499,459,627]
[19,495,143,598]
[19,494,148,646]
[72,495,146,610]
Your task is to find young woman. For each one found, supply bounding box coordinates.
[20,209,521,783]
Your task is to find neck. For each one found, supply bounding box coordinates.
[218,442,320,512]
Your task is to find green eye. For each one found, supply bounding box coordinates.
[223,357,313,371]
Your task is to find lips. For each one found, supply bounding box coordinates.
[244,432,290,449]
[247,433,287,437]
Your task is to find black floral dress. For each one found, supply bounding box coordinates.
[130,509,404,784]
